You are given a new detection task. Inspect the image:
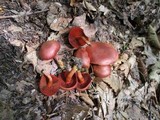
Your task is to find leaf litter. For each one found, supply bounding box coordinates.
[0,0,160,120]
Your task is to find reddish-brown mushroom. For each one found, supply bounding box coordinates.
[39,74,60,96]
[68,26,90,48]
[86,42,118,65]
[74,47,90,68]
[93,65,111,78]
[58,66,78,90]
[39,40,60,60]
[76,71,92,91]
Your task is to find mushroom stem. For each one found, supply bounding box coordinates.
[81,36,91,45]
[44,74,53,87]
[66,66,78,84]
[77,71,85,84]
[78,36,91,46]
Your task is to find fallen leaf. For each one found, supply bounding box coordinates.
[137,57,148,83]
[96,84,115,119]
[50,17,72,31]
[149,61,160,83]
[144,45,157,66]
[62,104,89,120]
[96,73,123,93]
[72,14,97,38]
[9,39,25,52]
[96,85,107,118]
[83,0,96,11]
[129,37,144,49]
[83,24,97,38]
[8,25,23,33]
[147,25,160,49]
[70,0,76,6]
[35,59,54,74]
[119,62,130,77]
[72,13,86,27]
[98,5,110,15]
[76,93,94,107]
[24,50,37,70]
[126,104,148,120]
[47,32,62,41]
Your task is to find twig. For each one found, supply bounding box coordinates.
[0,9,49,19]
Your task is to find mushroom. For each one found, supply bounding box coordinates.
[93,65,111,78]
[58,66,78,90]
[68,26,90,48]
[76,71,92,91]
[86,42,119,65]
[74,47,90,68]
[39,40,60,60]
[39,74,60,96]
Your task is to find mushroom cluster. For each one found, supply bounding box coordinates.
[69,27,118,78]
[38,26,119,96]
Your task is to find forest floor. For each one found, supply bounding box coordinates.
[0,0,160,120]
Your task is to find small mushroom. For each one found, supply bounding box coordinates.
[68,26,90,48]
[76,71,92,91]
[39,74,60,96]
[58,66,78,90]
[86,42,119,65]
[74,47,90,68]
[93,65,111,78]
[39,40,60,60]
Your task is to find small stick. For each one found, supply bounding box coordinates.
[0,9,49,19]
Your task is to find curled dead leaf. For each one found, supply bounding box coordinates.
[24,50,38,70]
[147,25,160,49]
[95,73,123,93]
[83,0,96,11]
[72,13,86,27]
[99,5,110,15]
[129,37,144,49]
[8,25,23,33]
[50,17,72,31]
[76,93,94,107]
[35,59,54,74]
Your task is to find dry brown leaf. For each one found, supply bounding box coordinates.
[24,44,40,70]
[9,39,25,52]
[50,17,72,31]
[96,85,107,118]
[76,93,94,107]
[83,24,97,38]
[128,54,136,69]
[24,50,37,70]
[119,62,130,77]
[107,90,116,120]
[72,14,97,38]
[96,84,115,119]
[8,25,23,33]
[96,73,122,93]
[129,37,144,49]
[36,59,54,74]
[72,13,86,27]
[47,32,62,41]
[98,5,110,15]
[70,0,76,6]
[118,54,136,77]
[83,0,96,11]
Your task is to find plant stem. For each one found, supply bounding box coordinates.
[66,66,77,84]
